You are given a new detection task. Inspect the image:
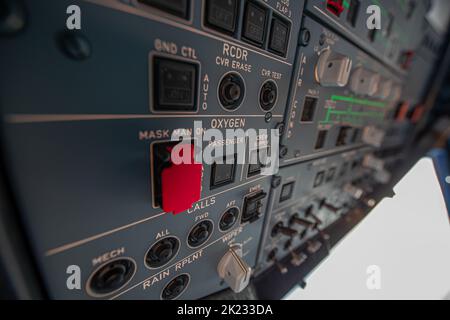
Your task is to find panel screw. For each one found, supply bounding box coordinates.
[57,31,91,61]
[271,176,282,188]
[299,28,310,47]
[366,199,376,207]
[279,145,288,158]
[319,34,326,46]
[265,112,272,123]
[275,122,285,136]
[0,0,27,35]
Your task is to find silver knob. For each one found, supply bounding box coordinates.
[217,244,252,293]
[315,49,352,87]
[362,126,385,148]
[350,67,380,96]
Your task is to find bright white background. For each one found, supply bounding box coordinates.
[285,158,450,300]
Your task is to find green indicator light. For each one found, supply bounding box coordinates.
[343,0,350,9]
[325,108,331,122]
[331,95,386,108]
[321,106,385,126]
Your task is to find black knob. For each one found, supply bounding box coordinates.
[161,274,189,300]
[223,82,241,102]
[146,237,180,268]
[219,207,239,231]
[89,259,135,296]
[259,80,278,111]
[219,73,245,110]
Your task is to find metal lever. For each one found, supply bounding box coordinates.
[318,198,340,214]
[314,226,331,253]
[344,183,364,200]
[290,214,315,228]
[306,211,322,227]
[274,259,288,274]
[272,222,298,237]
[290,251,307,267]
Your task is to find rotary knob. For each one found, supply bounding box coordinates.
[217,244,251,293]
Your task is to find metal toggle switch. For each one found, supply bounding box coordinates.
[350,67,380,96]
[290,214,315,228]
[217,244,252,293]
[290,251,307,267]
[271,222,298,238]
[318,199,340,214]
[344,183,364,200]
[307,240,323,254]
[375,78,393,99]
[273,259,288,274]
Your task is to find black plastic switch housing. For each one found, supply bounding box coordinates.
[242,1,268,46]
[301,97,318,122]
[211,159,236,188]
[268,15,290,56]
[153,56,198,112]
[313,171,325,188]
[205,0,239,34]
[279,182,294,202]
[242,191,267,223]
[138,0,189,19]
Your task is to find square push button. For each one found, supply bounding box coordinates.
[242,191,267,223]
[138,0,189,19]
[247,148,268,177]
[326,167,336,182]
[269,15,290,56]
[205,0,239,34]
[242,1,268,46]
[211,158,236,188]
[280,182,294,203]
[313,171,325,188]
[153,57,198,112]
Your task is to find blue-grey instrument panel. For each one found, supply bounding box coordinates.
[0,0,443,299]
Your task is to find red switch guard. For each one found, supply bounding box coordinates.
[161,144,203,214]
[326,0,345,16]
